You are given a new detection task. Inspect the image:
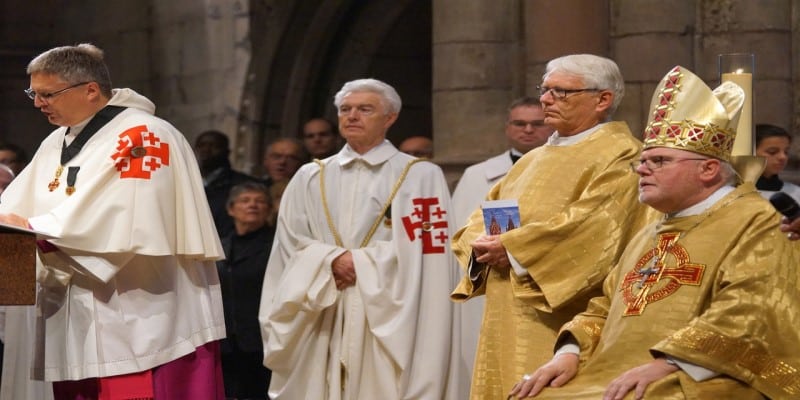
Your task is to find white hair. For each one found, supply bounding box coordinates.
[543,54,625,116]
[333,78,402,114]
[720,161,739,185]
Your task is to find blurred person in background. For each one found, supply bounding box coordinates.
[0,143,28,176]
[754,123,800,203]
[195,129,261,238]
[261,138,305,188]
[301,118,341,160]
[398,135,434,158]
[0,164,14,195]
[217,182,274,400]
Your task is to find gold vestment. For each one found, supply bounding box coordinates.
[451,122,656,399]
[537,184,800,399]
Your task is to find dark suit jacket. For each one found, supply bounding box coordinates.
[205,164,262,238]
[217,225,275,353]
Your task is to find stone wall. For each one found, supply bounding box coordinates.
[0,0,250,166]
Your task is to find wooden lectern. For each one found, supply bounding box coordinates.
[0,223,37,305]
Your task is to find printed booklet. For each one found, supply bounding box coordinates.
[481,199,520,235]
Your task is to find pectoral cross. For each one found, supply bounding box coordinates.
[636,256,660,289]
[48,165,64,192]
[48,178,60,191]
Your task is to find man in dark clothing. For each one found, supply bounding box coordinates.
[217,182,275,400]
[195,130,261,237]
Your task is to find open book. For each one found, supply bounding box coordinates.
[0,221,57,239]
[481,199,520,235]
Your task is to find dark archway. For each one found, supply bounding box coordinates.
[244,0,431,173]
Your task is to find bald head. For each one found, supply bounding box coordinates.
[0,164,15,195]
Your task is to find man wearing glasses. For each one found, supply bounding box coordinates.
[450,96,553,384]
[451,54,655,399]
[261,138,306,187]
[510,67,800,400]
[0,44,225,399]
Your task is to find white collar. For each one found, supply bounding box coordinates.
[670,185,736,218]
[64,115,94,145]
[336,140,397,167]
[546,122,605,146]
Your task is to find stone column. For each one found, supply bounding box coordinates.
[609,0,692,137]
[524,0,610,90]
[432,0,521,186]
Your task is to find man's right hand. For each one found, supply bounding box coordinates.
[332,251,356,290]
[779,216,800,240]
[507,353,579,399]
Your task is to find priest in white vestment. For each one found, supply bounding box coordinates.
[259,78,461,399]
[0,44,225,399]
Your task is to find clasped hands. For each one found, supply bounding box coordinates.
[507,354,678,400]
[471,235,510,268]
[331,251,357,290]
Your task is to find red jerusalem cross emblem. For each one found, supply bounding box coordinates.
[401,197,449,254]
[620,232,705,316]
[111,125,170,179]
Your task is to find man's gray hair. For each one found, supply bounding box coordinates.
[27,43,113,98]
[720,161,739,185]
[543,54,625,116]
[334,78,402,114]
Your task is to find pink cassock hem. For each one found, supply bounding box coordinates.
[53,341,225,400]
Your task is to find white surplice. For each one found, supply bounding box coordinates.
[0,88,225,382]
[260,140,461,399]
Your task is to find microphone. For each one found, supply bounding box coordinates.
[769,192,800,221]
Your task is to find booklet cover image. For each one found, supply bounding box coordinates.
[481,199,520,235]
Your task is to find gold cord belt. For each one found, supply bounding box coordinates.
[314,158,423,248]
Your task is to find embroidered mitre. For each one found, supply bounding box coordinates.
[643,66,745,162]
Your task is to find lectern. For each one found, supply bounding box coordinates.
[0,223,37,305]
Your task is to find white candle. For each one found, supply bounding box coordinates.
[721,70,753,156]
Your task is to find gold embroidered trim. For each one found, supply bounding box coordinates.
[667,327,800,395]
[314,158,424,248]
[561,319,603,348]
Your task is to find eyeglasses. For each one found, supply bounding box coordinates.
[536,85,600,100]
[508,120,546,128]
[631,156,709,172]
[266,153,303,163]
[24,82,90,101]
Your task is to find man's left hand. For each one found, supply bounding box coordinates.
[0,213,29,228]
[331,251,357,290]
[603,358,678,400]
[471,235,510,267]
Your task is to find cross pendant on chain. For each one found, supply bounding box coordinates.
[636,256,660,289]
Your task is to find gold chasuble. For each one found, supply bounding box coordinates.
[451,121,657,399]
[539,184,800,399]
